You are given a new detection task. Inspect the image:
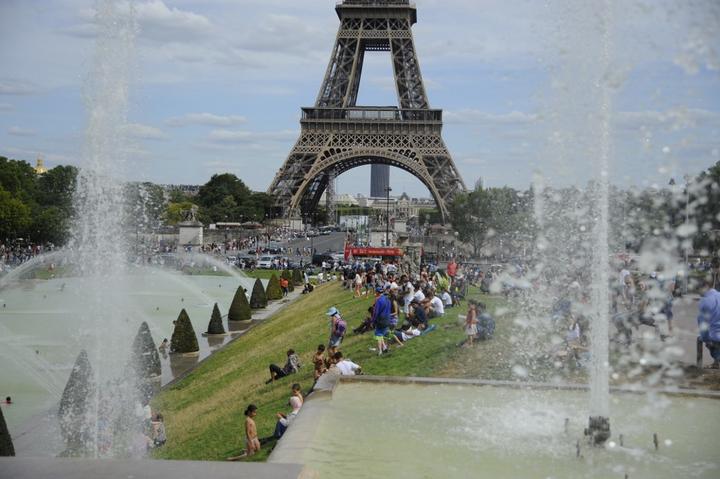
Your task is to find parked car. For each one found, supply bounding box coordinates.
[257,255,276,269]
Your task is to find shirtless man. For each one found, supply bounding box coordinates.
[244,404,260,456]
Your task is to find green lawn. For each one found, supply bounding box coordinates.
[152,282,511,461]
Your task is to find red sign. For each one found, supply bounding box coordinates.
[344,245,404,260]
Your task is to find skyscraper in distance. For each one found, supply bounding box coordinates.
[370,164,390,198]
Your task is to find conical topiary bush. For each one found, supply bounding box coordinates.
[266,273,283,300]
[282,270,295,292]
[171,309,199,354]
[228,285,251,322]
[58,350,96,449]
[131,321,161,379]
[292,269,303,286]
[0,406,14,456]
[206,303,226,335]
[250,278,267,309]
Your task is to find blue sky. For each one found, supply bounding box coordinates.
[1,0,718,197]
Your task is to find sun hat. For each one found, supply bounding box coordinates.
[326,306,339,316]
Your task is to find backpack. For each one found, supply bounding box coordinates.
[334,318,347,336]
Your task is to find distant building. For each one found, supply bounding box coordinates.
[370,164,390,198]
[34,157,47,175]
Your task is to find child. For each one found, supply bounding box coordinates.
[464,300,478,346]
[313,344,327,380]
[244,404,260,456]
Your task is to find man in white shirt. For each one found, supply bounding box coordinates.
[429,294,445,317]
[441,289,453,308]
[332,351,361,375]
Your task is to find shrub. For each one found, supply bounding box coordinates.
[249,278,267,309]
[266,273,283,300]
[228,285,251,321]
[292,268,303,286]
[171,309,199,354]
[0,406,14,456]
[132,321,162,378]
[58,350,96,448]
[281,270,295,292]
[206,303,226,335]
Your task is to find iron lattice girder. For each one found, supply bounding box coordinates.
[268,0,465,223]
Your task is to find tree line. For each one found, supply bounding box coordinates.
[0,157,273,246]
[449,161,720,262]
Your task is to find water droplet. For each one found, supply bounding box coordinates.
[662,146,671,154]
[664,439,672,446]
[608,441,616,448]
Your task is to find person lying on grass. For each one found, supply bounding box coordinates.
[389,323,426,347]
[266,349,301,383]
[331,351,362,376]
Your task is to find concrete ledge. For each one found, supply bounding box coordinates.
[340,375,720,399]
[0,458,307,479]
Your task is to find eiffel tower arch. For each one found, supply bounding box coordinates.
[268,0,465,223]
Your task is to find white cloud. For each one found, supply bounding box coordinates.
[444,109,539,125]
[64,0,213,44]
[165,112,247,127]
[136,0,213,43]
[207,129,296,143]
[0,79,37,95]
[123,123,167,140]
[616,108,720,130]
[7,126,36,137]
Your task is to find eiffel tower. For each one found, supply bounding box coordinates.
[268,0,465,222]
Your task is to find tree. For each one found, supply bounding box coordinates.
[449,181,493,257]
[228,285,252,321]
[693,161,720,262]
[58,350,96,449]
[131,321,161,378]
[292,269,303,286]
[266,273,283,300]
[0,406,14,456]
[171,309,199,354]
[206,303,226,335]
[0,187,31,240]
[249,278,268,309]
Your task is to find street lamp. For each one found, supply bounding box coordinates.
[385,186,392,246]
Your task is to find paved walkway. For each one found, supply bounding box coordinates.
[0,458,308,479]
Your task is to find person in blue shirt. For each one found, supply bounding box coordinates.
[697,275,720,368]
[371,286,391,355]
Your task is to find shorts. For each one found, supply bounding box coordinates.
[374,327,389,339]
[329,335,343,348]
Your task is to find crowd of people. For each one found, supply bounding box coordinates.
[236,258,498,457]
[0,241,54,271]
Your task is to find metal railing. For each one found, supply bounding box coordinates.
[302,107,441,122]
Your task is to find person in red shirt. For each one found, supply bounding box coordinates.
[447,258,458,281]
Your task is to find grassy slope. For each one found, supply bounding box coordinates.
[152,281,509,461]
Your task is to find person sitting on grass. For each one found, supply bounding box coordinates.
[475,302,496,341]
[244,404,260,457]
[313,344,327,381]
[267,349,301,383]
[353,307,375,334]
[407,298,428,328]
[150,412,167,448]
[274,383,304,439]
[389,323,425,346]
[332,351,362,375]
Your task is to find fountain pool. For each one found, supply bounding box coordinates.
[271,379,720,479]
[0,269,261,432]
